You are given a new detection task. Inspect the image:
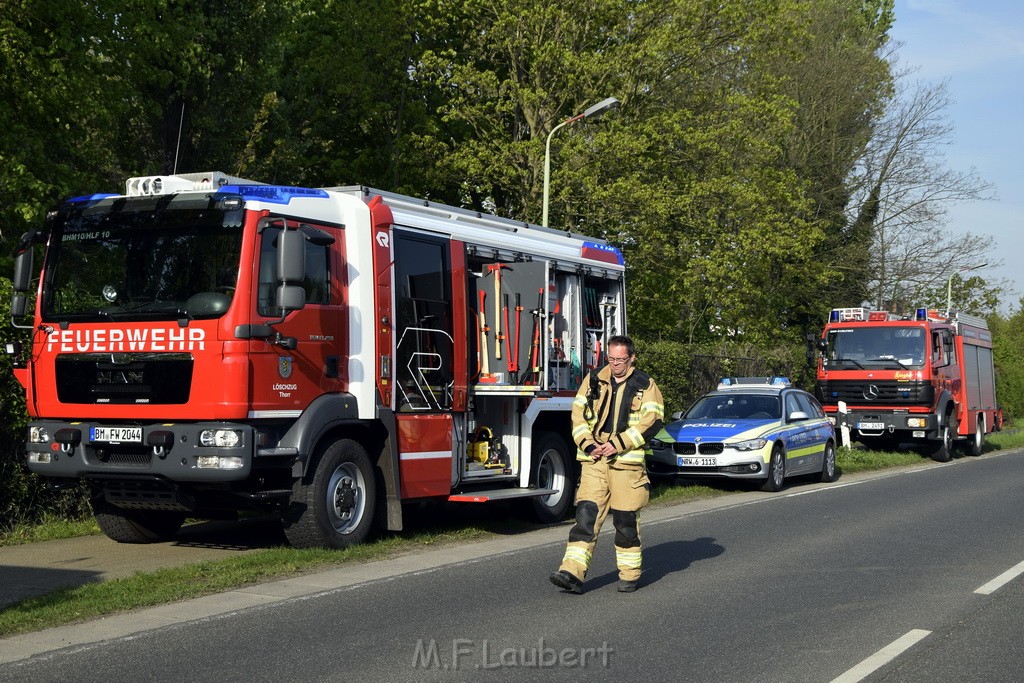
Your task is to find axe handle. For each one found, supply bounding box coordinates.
[493,268,503,359]
[479,289,489,375]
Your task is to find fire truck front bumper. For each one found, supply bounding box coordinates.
[832,410,939,440]
[24,420,255,482]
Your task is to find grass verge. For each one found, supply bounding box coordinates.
[0,515,100,547]
[1,431,1020,639]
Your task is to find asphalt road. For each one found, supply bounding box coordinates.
[3,449,1024,682]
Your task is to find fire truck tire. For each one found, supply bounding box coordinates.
[760,445,785,492]
[521,432,575,524]
[930,420,953,463]
[283,439,377,549]
[91,498,186,544]
[817,440,839,483]
[966,417,984,457]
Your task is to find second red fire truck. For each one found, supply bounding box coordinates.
[814,306,1000,461]
[9,172,626,548]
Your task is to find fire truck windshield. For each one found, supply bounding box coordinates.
[41,194,244,322]
[825,326,927,370]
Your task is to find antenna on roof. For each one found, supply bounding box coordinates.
[172,102,185,174]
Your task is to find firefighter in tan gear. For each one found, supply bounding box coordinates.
[550,335,665,593]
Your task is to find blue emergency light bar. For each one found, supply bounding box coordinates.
[217,184,329,205]
[66,193,119,205]
[718,376,792,389]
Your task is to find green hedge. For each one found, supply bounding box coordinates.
[633,338,814,418]
[0,278,90,531]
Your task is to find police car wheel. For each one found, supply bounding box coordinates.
[760,446,785,492]
[817,441,838,483]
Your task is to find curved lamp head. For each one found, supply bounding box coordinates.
[583,97,621,120]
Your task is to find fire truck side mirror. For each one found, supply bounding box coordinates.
[276,284,305,313]
[10,293,27,318]
[11,234,36,318]
[12,237,34,293]
[277,228,305,284]
[274,228,307,316]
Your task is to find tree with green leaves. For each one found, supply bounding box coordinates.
[989,300,1024,422]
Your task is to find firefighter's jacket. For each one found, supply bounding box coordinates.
[571,365,665,466]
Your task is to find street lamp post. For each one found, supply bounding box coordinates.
[542,97,620,227]
[945,262,988,313]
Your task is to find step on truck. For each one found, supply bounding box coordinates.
[7,172,626,547]
[814,306,1000,461]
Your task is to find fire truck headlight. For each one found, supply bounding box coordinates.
[196,455,244,469]
[906,418,928,428]
[199,429,242,448]
[731,438,769,452]
[29,426,50,444]
[28,452,53,464]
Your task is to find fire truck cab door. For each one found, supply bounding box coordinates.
[249,221,345,410]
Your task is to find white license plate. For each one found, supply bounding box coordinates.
[857,422,885,430]
[679,456,716,467]
[90,426,143,443]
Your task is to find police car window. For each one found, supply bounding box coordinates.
[748,396,781,419]
[794,393,820,418]
[784,394,802,419]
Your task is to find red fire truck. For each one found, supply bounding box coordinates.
[814,306,1000,461]
[8,172,626,547]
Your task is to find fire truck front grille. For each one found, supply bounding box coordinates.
[55,353,193,404]
[818,380,934,405]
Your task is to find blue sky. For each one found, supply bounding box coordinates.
[889,0,1024,312]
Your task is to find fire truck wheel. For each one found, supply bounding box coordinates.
[91,498,186,544]
[966,417,984,457]
[760,445,786,492]
[521,432,575,524]
[283,439,377,549]
[817,440,839,483]
[930,420,953,463]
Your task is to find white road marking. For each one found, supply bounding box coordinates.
[830,629,931,683]
[975,558,1024,595]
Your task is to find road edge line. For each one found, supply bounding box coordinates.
[830,629,931,683]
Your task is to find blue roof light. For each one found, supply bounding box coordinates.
[66,193,119,205]
[580,240,625,265]
[217,184,329,205]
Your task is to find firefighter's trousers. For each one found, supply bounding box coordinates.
[558,457,650,583]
